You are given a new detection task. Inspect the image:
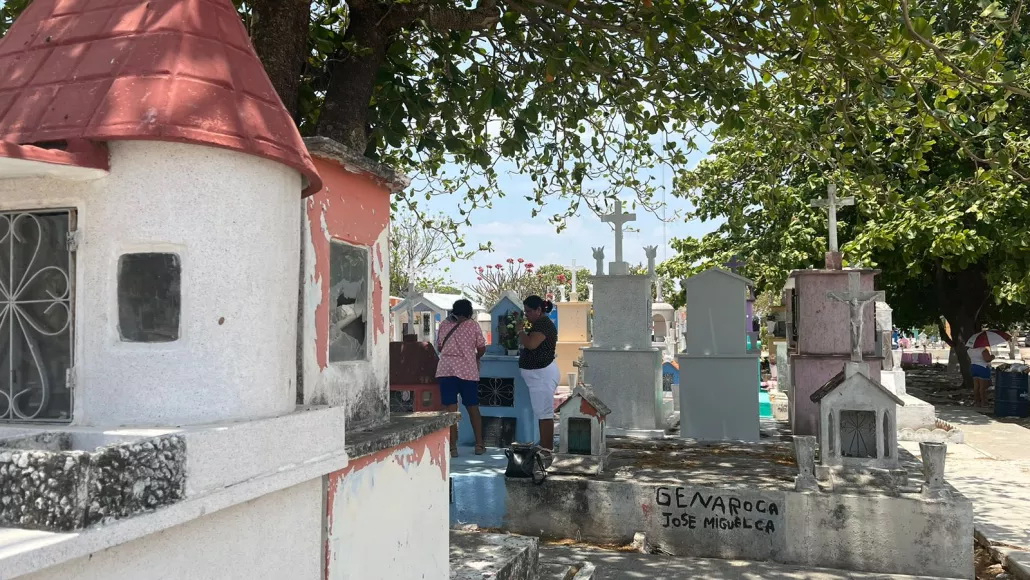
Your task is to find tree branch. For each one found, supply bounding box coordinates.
[383,0,501,32]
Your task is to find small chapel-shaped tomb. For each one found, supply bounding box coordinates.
[811,362,905,475]
[553,386,611,475]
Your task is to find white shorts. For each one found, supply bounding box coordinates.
[520,361,560,419]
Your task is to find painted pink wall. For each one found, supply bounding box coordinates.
[791,356,883,436]
[794,270,878,356]
[307,158,390,368]
[324,429,450,579]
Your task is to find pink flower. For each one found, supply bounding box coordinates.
[517,258,525,263]
[478,266,484,272]
[525,262,534,268]
[557,274,567,283]
[507,258,515,264]
[495,264,503,269]
[477,276,483,280]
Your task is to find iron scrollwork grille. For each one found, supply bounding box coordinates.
[0,210,75,423]
[478,377,514,407]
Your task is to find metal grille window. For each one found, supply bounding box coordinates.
[0,210,75,423]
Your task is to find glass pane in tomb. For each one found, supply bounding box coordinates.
[0,210,74,422]
[328,241,368,362]
[840,410,877,458]
[567,417,592,455]
[118,253,181,343]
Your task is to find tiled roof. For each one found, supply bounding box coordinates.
[0,0,321,194]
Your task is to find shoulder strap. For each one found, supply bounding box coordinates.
[439,319,466,353]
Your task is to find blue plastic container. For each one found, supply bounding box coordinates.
[994,370,1030,418]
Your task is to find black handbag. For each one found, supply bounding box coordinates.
[504,443,551,485]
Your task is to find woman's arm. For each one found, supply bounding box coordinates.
[983,348,995,363]
[519,330,546,350]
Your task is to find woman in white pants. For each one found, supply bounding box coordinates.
[518,295,560,450]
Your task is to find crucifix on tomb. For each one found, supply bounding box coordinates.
[601,202,636,275]
[723,255,745,273]
[811,184,855,270]
[404,281,418,338]
[570,259,579,301]
[826,271,884,363]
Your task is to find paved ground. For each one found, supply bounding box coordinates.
[901,405,1030,578]
[540,544,957,579]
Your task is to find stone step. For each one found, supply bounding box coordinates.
[540,562,596,579]
[450,529,539,580]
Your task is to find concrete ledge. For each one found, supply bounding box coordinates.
[185,405,348,496]
[503,474,973,578]
[347,412,458,460]
[450,530,539,580]
[976,527,1030,580]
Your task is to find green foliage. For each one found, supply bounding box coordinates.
[534,264,591,300]
[467,258,549,308]
[661,0,1030,360]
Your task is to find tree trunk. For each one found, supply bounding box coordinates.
[316,5,389,152]
[250,0,310,119]
[933,262,990,392]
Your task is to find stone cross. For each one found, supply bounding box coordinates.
[644,246,658,277]
[592,247,605,276]
[826,271,884,362]
[601,203,636,275]
[724,255,745,273]
[811,183,855,253]
[404,282,417,336]
[573,357,588,387]
[570,259,579,301]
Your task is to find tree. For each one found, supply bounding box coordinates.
[468,258,549,307]
[4,0,1029,249]
[660,0,1030,389]
[390,209,470,293]
[534,264,591,301]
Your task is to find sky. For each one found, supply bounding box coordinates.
[421,142,722,289]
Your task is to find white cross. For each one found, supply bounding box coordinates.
[826,272,884,362]
[811,184,854,253]
[601,203,636,269]
[570,259,579,301]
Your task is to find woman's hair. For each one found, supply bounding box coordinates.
[451,299,474,318]
[523,295,553,314]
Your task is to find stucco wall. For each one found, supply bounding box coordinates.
[19,478,324,580]
[791,357,882,436]
[0,141,301,426]
[325,428,450,580]
[300,157,391,431]
[504,477,972,578]
[794,271,878,356]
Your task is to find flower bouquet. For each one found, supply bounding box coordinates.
[500,311,530,355]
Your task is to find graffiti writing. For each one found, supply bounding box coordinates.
[654,487,780,534]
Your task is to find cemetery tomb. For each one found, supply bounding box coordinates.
[785,269,883,436]
[677,268,760,442]
[811,362,905,476]
[448,433,973,579]
[580,206,665,435]
[0,3,456,578]
[551,386,612,475]
[456,291,538,445]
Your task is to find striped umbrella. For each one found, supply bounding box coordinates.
[965,330,1012,349]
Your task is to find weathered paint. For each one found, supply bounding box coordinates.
[0,141,302,427]
[580,397,601,419]
[21,478,324,580]
[324,428,450,580]
[300,154,391,429]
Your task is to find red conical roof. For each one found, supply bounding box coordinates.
[0,0,322,195]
